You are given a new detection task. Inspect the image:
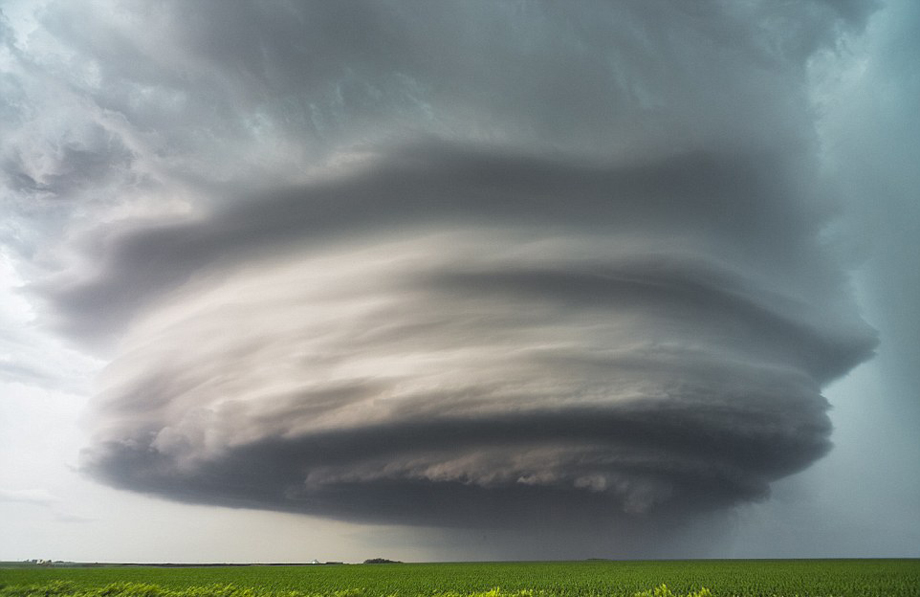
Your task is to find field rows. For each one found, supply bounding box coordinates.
[2,560,919,597]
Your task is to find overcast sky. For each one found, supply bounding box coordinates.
[1,0,918,563]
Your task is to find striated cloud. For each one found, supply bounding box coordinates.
[77,145,875,527]
[6,0,879,531]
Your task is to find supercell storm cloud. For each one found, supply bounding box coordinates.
[8,1,879,529]
[76,144,875,527]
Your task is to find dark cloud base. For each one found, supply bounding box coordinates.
[84,390,836,528]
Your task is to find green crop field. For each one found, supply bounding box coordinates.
[2,560,919,597]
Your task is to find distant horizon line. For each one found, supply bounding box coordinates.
[5,557,919,568]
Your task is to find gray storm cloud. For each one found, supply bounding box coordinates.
[77,146,875,527]
[5,0,879,530]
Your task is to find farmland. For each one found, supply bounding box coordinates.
[2,560,919,597]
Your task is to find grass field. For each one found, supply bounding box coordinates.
[2,560,919,597]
